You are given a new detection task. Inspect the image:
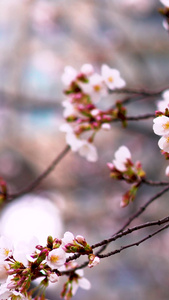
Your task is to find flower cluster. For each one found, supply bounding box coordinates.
[60,64,126,162]
[107,146,145,207]
[0,232,100,300]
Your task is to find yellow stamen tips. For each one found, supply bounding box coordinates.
[50,255,59,263]
[166,137,169,143]
[163,122,169,130]
[93,85,101,92]
[3,248,10,257]
[108,76,114,83]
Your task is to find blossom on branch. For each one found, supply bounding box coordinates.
[108,146,145,207]
[153,116,169,152]
[112,146,132,172]
[46,247,66,269]
[153,115,169,136]
[101,64,126,90]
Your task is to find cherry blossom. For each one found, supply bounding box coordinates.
[160,0,169,7]
[46,247,66,269]
[157,90,169,112]
[61,66,78,87]
[80,63,94,76]
[79,73,107,103]
[62,231,75,245]
[0,236,13,261]
[71,269,91,295]
[0,262,9,284]
[165,165,169,176]
[113,146,132,172]
[101,64,126,90]
[158,135,169,152]
[153,116,169,136]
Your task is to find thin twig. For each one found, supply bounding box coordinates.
[92,215,169,249]
[7,145,70,200]
[98,223,169,259]
[96,185,169,255]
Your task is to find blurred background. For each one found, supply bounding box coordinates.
[0,0,169,299]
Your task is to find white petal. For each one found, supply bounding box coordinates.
[78,277,91,290]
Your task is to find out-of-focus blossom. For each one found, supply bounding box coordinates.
[81,64,94,76]
[153,116,169,136]
[101,64,126,90]
[80,73,107,103]
[71,269,91,295]
[64,132,98,162]
[160,0,169,7]
[62,100,79,118]
[165,165,169,176]
[78,140,98,162]
[47,247,66,269]
[49,272,59,283]
[62,269,91,299]
[163,19,169,30]
[116,0,155,13]
[61,66,78,87]
[0,262,9,283]
[113,146,132,172]
[13,236,38,266]
[101,123,111,130]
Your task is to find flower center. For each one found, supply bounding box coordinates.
[3,248,10,257]
[108,76,114,82]
[163,121,169,130]
[50,255,59,263]
[93,85,101,92]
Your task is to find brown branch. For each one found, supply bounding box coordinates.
[7,145,70,201]
[110,87,168,97]
[92,215,169,250]
[98,223,169,259]
[96,185,169,255]
[61,217,169,275]
[142,178,169,186]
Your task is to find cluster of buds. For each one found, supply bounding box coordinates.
[107,146,145,207]
[60,63,126,162]
[0,232,100,300]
